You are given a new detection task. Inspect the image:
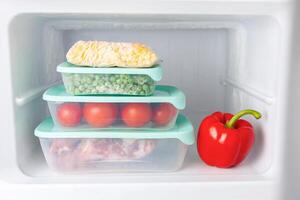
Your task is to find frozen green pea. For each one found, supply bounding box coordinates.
[79,85,85,91]
[116,79,122,84]
[72,75,80,82]
[142,85,149,91]
[122,79,128,84]
[137,86,142,92]
[102,74,108,78]
[74,88,80,94]
[109,76,116,82]
[92,81,98,87]
[96,86,102,90]
[131,85,138,91]
[120,74,125,79]
[74,80,81,86]
[127,78,134,84]
[115,85,121,90]
[104,82,110,87]
[86,78,92,84]
[80,77,86,83]
[98,79,104,84]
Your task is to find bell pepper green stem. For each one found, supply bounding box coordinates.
[225,109,262,129]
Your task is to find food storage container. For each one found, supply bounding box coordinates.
[57,62,162,96]
[34,114,194,173]
[43,84,185,130]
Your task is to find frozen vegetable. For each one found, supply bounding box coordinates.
[152,103,177,126]
[62,73,155,96]
[56,103,82,127]
[66,41,158,68]
[197,109,262,168]
[121,103,152,127]
[83,103,118,128]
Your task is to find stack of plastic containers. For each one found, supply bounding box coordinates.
[35,41,195,173]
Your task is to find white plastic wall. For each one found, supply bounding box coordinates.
[6,14,280,178]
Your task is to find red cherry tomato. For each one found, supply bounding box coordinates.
[83,103,118,128]
[56,103,82,127]
[152,103,177,126]
[121,103,152,127]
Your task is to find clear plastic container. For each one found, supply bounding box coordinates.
[57,62,162,96]
[43,85,185,130]
[34,114,195,173]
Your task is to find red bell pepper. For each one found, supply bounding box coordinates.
[197,109,261,168]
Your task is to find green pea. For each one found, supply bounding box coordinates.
[131,85,137,91]
[142,85,149,91]
[115,85,120,90]
[92,81,98,87]
[116,79,122,84]
[121,74,126,78]
[79,85,84,91]
[74,88,80,94]
[122,79,128,84]
[74,81,81,86]
[127,78,134,84]
[87,78,92,84]
[80,77,86,83]
[109,76,116,82]
[96,86,102,90]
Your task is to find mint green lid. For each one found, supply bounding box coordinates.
[34,114,195,145]
[57,62,162,81]
[43,85,185,110]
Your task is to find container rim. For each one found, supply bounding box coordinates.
[43,84,186,110]
[57,62,163,81]
[34,114,195,145]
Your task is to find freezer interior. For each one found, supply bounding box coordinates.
[4,14,283,183]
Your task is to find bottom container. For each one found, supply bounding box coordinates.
[34,114,194,173]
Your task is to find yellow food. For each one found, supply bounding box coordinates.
[66,41,158,68]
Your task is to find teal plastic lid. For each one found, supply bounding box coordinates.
[57,62,162,81]
[43,85,186,110]
[34,114,195,145]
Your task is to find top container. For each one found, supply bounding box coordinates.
[57,62,163,96]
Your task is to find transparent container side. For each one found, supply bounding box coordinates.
[47,102,178,130]
[62,73,156,96]
[39,138,187,173]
